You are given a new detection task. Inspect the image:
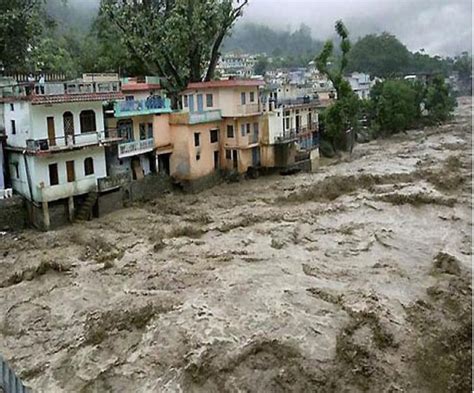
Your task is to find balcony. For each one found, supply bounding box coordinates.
[98,172,131,192]
[25,132,101,153]
[34,81,120,96]
[114,97,172,118]
[118,138,154,158]
[189,109,222,124]
[277,96,320,108]
[234,103,261,116]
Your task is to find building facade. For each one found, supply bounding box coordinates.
[3,78,123,229]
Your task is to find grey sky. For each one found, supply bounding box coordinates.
[241,0,472,56]
[67,0,472,56]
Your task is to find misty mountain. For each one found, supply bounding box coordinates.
[223,23,324,57]
[46,0,99,35]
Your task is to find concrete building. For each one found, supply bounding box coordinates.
[217,54,258,79]
[3,78,123,229]
[104,80,172,183]
[261,83,321,170]
[345,72,372,99]
[179,79,265,176]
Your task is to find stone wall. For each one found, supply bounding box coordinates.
[0,196,27,231]
[127,173,173,202]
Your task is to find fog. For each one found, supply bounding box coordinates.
[63,0,472,56]
[242,0,472,56]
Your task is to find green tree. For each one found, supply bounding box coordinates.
[425,75,456,123]
[370,80,417,135]
[253,56,269,76]
[0,0,46,70]
[315,20,360,150]
[348,33,411,77]
[101,0,249,103]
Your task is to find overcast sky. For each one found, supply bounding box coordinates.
[240,0,472,56]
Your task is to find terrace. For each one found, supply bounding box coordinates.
[114,97,172,118]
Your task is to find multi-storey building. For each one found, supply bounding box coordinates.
[261,83,321,170]
[179,79,265,175]
[103,79,172,185]
[2,77,123,229]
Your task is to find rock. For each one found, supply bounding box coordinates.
[432,252,462,275]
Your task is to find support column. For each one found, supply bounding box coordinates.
[42,201,50,231]
[68,196,75,222]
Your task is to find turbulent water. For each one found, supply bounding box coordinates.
[0,98,472,392]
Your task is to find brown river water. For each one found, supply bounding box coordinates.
[0,97,472,392]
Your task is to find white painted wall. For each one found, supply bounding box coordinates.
[3,101,106,147]
[9,147,106,202]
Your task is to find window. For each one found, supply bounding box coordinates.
[12,162,19,178]
[194,132,200,147]
[196,154,201,161]
[241,124,246,137]
[10,103,14,112]
[147,123,153,139]
[80,110,96,133]
[253,123,259,134]
[206,94,213,108]
[11,120,16,135]
[210,129,219,143]
[118,119,133,141]
[183,95,189,108]
[84,157,94,176]
[66,160,75,182]
[139,123,146,140]
[125,95,134,101]
[285,118,290,130]
[246,123,251,134]
[63,112,74,138]
[250,91,255,102]
[226,150,232,160]
[49,163,59,186]
[240,92,246,105]
[227,125,234,138]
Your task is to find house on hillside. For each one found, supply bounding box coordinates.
[345,72,372,99]
[2,76,123,229]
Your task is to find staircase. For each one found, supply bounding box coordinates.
[75,191,98,222]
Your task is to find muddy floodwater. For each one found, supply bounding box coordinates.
[0,98,472,392]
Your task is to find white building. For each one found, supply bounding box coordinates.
[3,78,123,229]
[345,72,372,99]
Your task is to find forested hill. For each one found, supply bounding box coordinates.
[223,23,324,57]
[46,0,99,35]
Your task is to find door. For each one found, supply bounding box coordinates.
[189,95,195,113]
[47,117,56,147]
[232,150,238,169]
[308,113,312,129]
[197,94,204,112]
[214,151,219,170]
[63,112,74,145]
[252,147,260,167]
[66,160,75,182]
[295,115,301,132]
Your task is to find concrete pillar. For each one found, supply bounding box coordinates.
[42,201,50,231]
[68,196,75,222]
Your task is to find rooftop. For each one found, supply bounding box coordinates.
[122,83,162,92]
[186,79,264,90]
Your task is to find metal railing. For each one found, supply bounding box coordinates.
[118,138,155,158]
[25,130,123,152]
[114,97,171,117]
[277,96,320,107]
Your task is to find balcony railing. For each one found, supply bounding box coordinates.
[277,96,320,107]
[235,103,261,115]
[118,138,155,158]
[114,97,172,117]
[24,130,124,152]
[188,109,222,124]
[26,132,100,152]
[33,81,120,96]
[98,172,131,192]
[250,133,259,144]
